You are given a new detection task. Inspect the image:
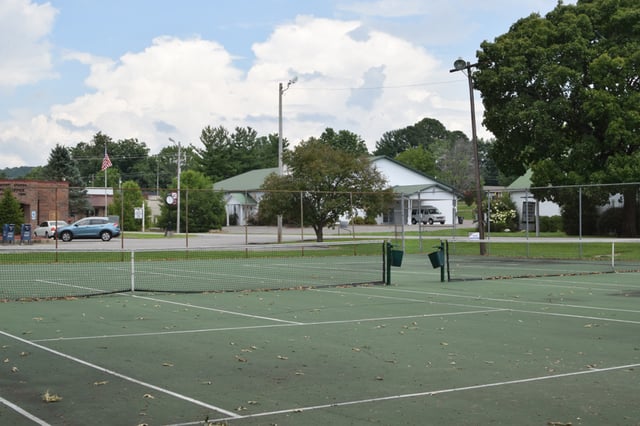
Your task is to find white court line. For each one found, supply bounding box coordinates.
[370,286,640,315]
[170,362,640,425]
[33,309,505,342]
[0,395,51,426]
[0,329,240,419]
[131,294,304,325]
[317,287,640,325]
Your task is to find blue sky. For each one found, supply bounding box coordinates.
[0,0,570,168]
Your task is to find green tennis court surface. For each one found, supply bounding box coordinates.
[2,251,639,425]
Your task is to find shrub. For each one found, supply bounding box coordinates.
[539,215,563,232]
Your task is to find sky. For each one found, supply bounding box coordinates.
[0,0,570,169]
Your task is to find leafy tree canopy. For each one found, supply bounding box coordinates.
[158,170,225,232]
[0,188,24,228]
[259,135,392,241]
[194,125,281,182]
[475,0,640,235]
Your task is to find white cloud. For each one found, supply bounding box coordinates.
[0,14,468,167]
[0,0,57,88]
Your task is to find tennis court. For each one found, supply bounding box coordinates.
[1,241,640,425]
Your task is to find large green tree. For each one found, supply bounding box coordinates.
[158,170,225,232]
[475,0,640,236]
[0,188,24,229]
[259,136,393,242]
[43,144,91,217]
[194,125,281,182]
[71,132,150,187]
[110,181,149,231]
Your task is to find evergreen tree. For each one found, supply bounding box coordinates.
[0,188,24,228]
[43,144,91,217]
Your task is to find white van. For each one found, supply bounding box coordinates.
[411,206,445,225]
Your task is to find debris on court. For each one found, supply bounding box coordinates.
[42,390,62,402]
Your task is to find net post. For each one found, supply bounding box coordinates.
[445,240,450,282]
[612,242,615,268]
[440,240,445,283]
[385,241,392,285]
[130,250,135,293]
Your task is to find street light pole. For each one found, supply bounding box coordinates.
[168,137,181,234]
[277,77,297,243]
[450,59,486,255]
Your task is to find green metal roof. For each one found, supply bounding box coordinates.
[213,167,278,191]
[507,169,533,190]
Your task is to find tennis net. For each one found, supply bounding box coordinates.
[0,240,388,300]
[444,239,640,281]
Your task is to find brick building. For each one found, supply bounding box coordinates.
[0,180,70,225]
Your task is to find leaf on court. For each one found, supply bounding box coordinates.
[375,376,384,381]
[42,390,62,403]
[235,405,247,411]
[235,355,248,362]
[162,362,174,367]
[247,400,258,405]
[143,393,155,399]
[277,355,288,360]
[547,422,572,426]
[2,358,8,363]
[201,381,212,385]
[11,366,19,372]
[352,347,361,352]
[32,317,44,322]
[20,351,30,357]
[93,381,109,386]
[440,342,449,346]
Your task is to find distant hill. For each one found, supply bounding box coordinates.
[1,166,35,179]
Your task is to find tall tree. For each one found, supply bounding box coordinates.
[259,136,392,242]
[195,125,282,182]
[0,188,24,228]
[373,117,452,157]
[475,0,640,236]
[158,170,225,232]
[394,147,437,176]
[43,144,91,217]
[319,128,369,155]
[71,133,150,187]
[110,181,148,231]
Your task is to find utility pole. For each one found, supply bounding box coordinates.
[277,77,297,243]
[450,59,486,255]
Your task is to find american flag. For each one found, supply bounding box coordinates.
[101,153,112,171]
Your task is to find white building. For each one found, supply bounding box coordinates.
[213,157,460,226]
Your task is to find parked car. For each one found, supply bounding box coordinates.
[55,217,120,242]
[411,206,446,225]
[33,220,68,238]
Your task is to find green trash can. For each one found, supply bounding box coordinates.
[391,249,404,267]
[428,250,443,268]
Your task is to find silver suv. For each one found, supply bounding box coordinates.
[411,206,445,225]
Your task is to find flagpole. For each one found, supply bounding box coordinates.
[104,144,108,216]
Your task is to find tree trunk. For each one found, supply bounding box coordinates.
[621,188,638,237]
[313,224,324,242]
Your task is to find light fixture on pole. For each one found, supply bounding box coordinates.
[168,137,181,234]
[277,77,297,243]
[450,58,486,255]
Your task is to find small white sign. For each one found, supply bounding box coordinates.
[31,210,37,220]
[134,207,143,219]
